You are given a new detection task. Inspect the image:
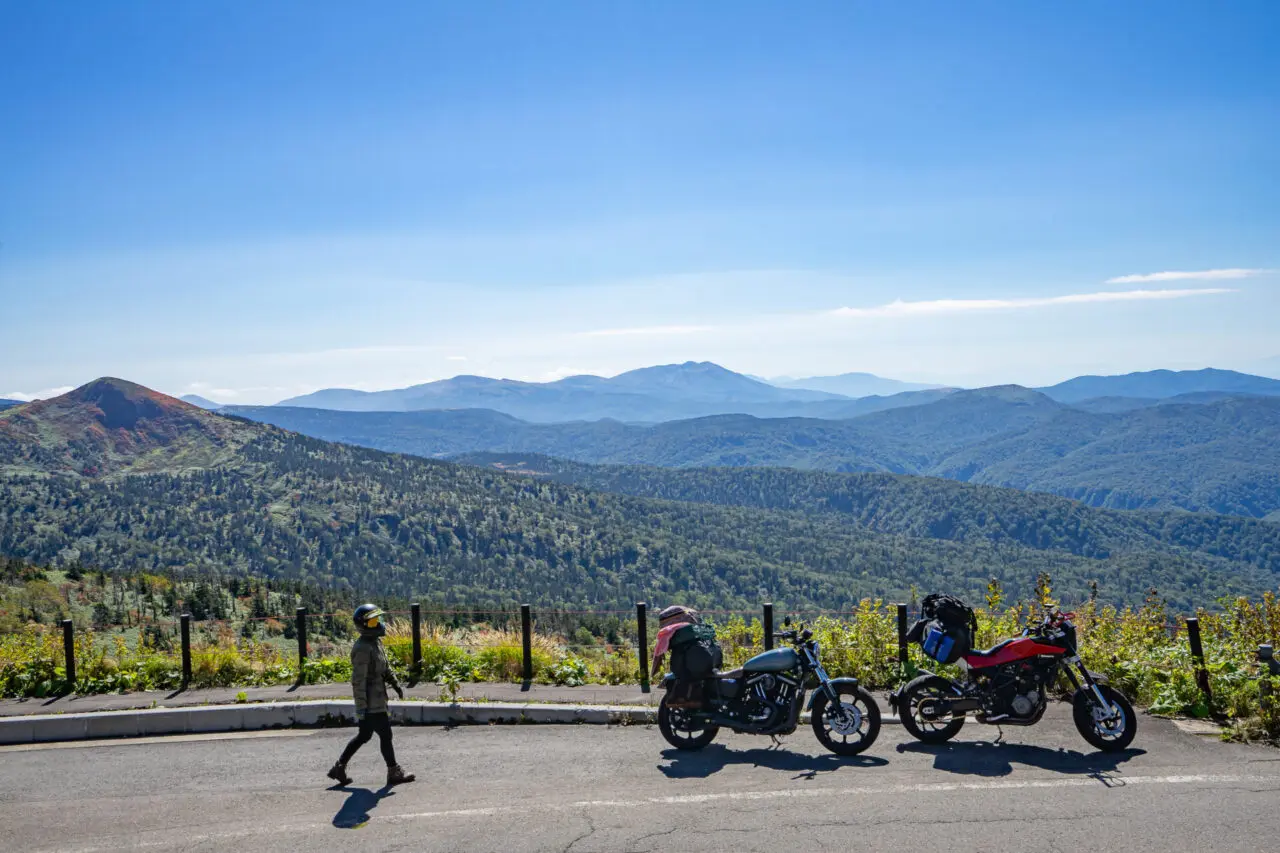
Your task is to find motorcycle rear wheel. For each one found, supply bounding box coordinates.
[811,683,881,755]
[1072,684,1137,752]
[898,675,966,744]
[658,696,719,751]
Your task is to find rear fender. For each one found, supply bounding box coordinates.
[807,677,859,711]
[659,673,676,691]
[888,668,939,713]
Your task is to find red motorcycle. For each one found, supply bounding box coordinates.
[890,606,1137,752]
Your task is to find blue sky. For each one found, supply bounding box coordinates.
[2,1,1277,403]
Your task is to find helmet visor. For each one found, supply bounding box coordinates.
[362,607,385,628]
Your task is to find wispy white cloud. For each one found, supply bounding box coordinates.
[828,288,1235,318]
[578,324,715,338]
[1105,268,1271,284]
[3,386,74,402]
[446,355,468,361]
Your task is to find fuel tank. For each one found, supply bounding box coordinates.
[963,637,1065,669]
[743,647,800,673]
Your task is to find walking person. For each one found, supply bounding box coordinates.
[327,604,415,787]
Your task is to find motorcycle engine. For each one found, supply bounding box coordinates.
[988,662,1046,719]
[741,673,796,723]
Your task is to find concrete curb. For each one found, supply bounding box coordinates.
[0,699,902,745]
[0,700,657,745]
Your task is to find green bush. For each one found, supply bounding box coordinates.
[478,644,553,681]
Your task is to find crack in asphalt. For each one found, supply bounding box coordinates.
[562,811,598,853]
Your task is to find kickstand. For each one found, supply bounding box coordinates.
[994,725,1005,744]
[769,735,784,749]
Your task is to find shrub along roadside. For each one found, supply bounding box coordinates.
[2,590,1278,743]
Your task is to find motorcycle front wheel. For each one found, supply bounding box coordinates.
[658,696,719,751]
[1073,684,1137,752]
[898,674,966,744]
[810,683,881,755]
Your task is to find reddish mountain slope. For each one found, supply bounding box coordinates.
[0,378,257,476]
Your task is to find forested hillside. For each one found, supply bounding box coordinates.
[3,380,1278,611]
[230,389,1280,517]
[461,453,1280,570]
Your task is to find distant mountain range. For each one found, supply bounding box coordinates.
[0,399,21,412]
[179,394,224,410]
[273,363,1280,424]
[229,385,1280,517]
[1035,367,1280,403]
[774,372,944,397]
[275,361,886,422]
[4,377,1280,610]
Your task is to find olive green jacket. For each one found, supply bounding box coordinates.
[350,634,399,716]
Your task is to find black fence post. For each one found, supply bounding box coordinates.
[637,602,650,693]
[521,604,533,686]
[897,603,909,666]
[61,619,75,691]
[180,613,192,687]
[410,603,422,684]
[296,607,308,675]
[1186,617,1211,702]
[763,602,774,651]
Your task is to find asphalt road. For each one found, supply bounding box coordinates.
[3,704,1279,853]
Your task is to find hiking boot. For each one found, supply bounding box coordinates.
[386,764,416,786]
[326,762,352,786]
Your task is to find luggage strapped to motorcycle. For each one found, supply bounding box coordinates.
[914,593,978,664]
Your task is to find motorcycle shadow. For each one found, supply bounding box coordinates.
[895,740,1145,779]
[659,744,888,780]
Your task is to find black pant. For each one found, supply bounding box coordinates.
[338,712,397,767]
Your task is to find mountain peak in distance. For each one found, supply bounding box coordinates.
[1038,367,1280,403]
[776,372,947,399]
[180,394,224,410]
[0,378,252,475]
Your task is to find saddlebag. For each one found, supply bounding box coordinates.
[916,593,978,665]
[667,623,723,708]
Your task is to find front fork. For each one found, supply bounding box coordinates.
[1063,655,1119,718]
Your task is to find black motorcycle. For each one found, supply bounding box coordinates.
[890,609,1137,752]
[658,622,881,755]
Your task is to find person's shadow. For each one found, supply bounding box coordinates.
[659,744,888,781]
[331,785,396,828]
[896,740,1145,782]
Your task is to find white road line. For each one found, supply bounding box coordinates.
[387,773,1272,820]
[32,774,1276,852]
[0,729,318,753]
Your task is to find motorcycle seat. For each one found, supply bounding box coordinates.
[966,639,1016,658]
[709,668,744,680]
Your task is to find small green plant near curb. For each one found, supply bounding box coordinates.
[438,663,468,703]
[234,691,248,704]
[548,656,589,687]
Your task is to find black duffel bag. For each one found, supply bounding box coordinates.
[913,593,978,665]
[669,622,722,681]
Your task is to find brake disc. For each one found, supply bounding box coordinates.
[829,702,863,735]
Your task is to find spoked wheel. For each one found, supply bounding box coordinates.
[899,674,966,744]
[811,683,881,755]
[1073,684,1137,752]
[658,695,719,751]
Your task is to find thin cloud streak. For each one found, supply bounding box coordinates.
[828,288,1235,318]
[1105,269,1271,284]
[579,324,716,338]
[3,386,75,402]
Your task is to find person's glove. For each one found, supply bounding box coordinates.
[394,685,405,700]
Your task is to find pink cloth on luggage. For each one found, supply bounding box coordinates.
[651,618,695,674]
